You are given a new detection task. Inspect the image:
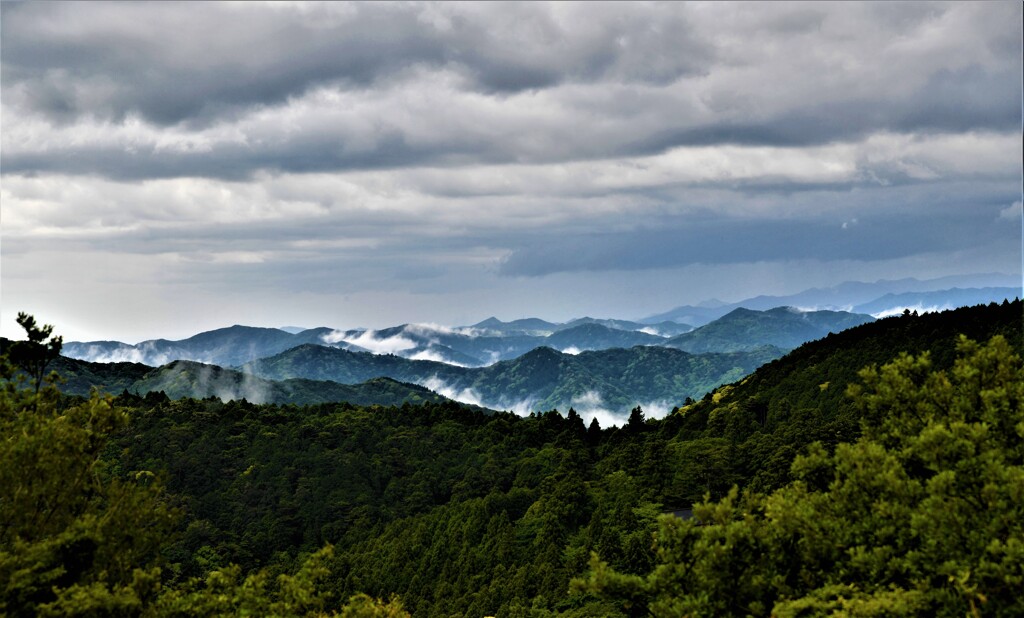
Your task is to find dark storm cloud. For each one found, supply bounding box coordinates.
[499,179,1023,276]
[2,3,446,126]
[0,133,460,181]
[633,67,1022,152]
[5,59,1019,181]
[499,208,1018,277]
[2,2,1020,181]
[2,2,1021,342]
[0,1,709,126]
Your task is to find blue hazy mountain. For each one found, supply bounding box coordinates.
[559,317,693,337]
[471,317,561,335]
[851,287,1021,316]
[644,274,1020,326]
[545,323,666,352]
[62,325,363,367]
[664,307,875,353]
[62,277,1005,369]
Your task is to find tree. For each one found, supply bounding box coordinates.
[588,417,602,445]
[154,546,410,617]
[625,406,645,432]
[5,312,64,394]
[1,319,178,616]
[577,336,1024,616]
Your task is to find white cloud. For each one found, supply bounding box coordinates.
[566,390,624,427]
[872,304,953,319]
[418,376,543,415]
[572,390,603,407]
[568,394,678,429]
[403,322,455,337]
[637,401,675,420]
[2,2,1019,342]
[407,348,468,367]
[65,343,160,365]
[420,377,484,407]
[999,201,1022,220]
[322,329,418,354]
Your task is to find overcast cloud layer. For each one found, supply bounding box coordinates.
[2,1,1021,342]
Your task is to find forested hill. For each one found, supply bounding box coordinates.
[241,343,465,384]
[30,338,782,413]
[543,323,665,350]
[28,352,460,408]
[657,298,1023,494]
[664,306,875,352]
[243,343,785,413]
[128,361,454,408]
[48,355,152,394]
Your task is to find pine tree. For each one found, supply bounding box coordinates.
[578,336,1024,616]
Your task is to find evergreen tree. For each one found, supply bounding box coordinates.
[5,312,63,394]
[578,336,1024,616]
[0,318,177,616]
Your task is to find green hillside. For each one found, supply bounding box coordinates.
[48,355,152,394]
[128,360,452,407]
[241,344,465,384]
[40,352,457,409]
[660,299,1023,496]
[465,344,784,412]
[244,343,785,414]
[544,323,665,350]
[665,306,875,353]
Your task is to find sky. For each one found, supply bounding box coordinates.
[2,1,1022,343]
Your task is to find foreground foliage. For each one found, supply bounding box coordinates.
[580,335,1024,616]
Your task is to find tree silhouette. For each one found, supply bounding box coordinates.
[6,312,63,394]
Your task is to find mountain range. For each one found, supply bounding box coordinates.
[45,338,786,415]
[47,354,455,408]
[664,307,875,353]
[643,275,1020,325]
[49,277,1020,415]
[62,325,355,367]
[64,306,875,368]
[241,343,785,414]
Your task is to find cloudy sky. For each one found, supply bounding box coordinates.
[2,1,1021,342]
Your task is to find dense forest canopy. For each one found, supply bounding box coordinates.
[1,301,1021,616]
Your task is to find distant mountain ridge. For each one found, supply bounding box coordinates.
[62,308,851,369]
[471,317,561,335]
[665,306,876,353]
[66,318,687,368]
[851,287,1021,316]
[62,325,358,367]
[644,274,1021,325]
[544,323,666,352]
[60,275,1016,369]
